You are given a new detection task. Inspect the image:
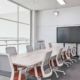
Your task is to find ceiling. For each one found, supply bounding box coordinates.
[9,0,80,10]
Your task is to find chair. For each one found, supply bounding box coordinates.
[72,46,76,56]
[49,43,52,48]
[28,51,52,80]
[51,48,65,78]
[69,46,77,62]
[40,43,46,49]
[5,47,23,71]
[0,53,25,80]
[26,45,33,52]
[6,47,17,56]
[62,46,73,67]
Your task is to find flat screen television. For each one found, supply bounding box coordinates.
[57,26,80,43]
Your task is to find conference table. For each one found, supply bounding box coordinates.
[11,47,67,77]
[11,47,66,67]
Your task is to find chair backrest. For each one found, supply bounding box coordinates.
[49,43,52,48]
[26,45,33,52]
[40,44,46,49]
[67,46,71,57]
[0,53,14,80]
[6,47,17,55]
[56,48,63,66]
[41,51,52,78]
[72,46,76,56]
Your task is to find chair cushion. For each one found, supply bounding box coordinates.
[13,65,18,71]
[50,60,57,66]
[14,72,25,80]
[63,53,72,58]
[63,54,67,59]
[70,53,72,57]
[28,67,42,77]
[13,65,25,71]
[61,55,63,59]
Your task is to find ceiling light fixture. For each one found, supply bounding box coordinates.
[54,0,59,16]
[57,0,66,5]
[54,10,59,16]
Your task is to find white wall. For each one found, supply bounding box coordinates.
[37,6,80,26]
[36,6,80,55]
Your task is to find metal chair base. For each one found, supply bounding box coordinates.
[52,68,65,78]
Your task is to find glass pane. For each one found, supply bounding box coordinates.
[0,0,17,21]
[0,41,5,45]
[19,6,30,24]
[19,44,27,54]
[0,19,17,38]
[19,41,26,44]
[19,24,30,39]
[19,40,30,44]
[0,46,6,53]
[26,40,30,44]
[7,41,17,45]
[18,41,30,53]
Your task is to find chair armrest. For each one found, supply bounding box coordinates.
[18,67,25,80]
[18,67,25,71]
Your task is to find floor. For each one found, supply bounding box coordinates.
[0,58,80,80]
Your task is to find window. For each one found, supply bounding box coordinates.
[19,24,30,39]
[0,0,17,21]
[19,6,30,24]
[0,19,17,38]
[0,0,31,53]
[18,6,30,53]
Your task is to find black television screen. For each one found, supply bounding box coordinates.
[57,27,80,43]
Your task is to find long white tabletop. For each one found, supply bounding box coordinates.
[11,47,66,67]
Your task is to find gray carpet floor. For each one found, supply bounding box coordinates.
[27,58,80,80]
[0,58,80,80]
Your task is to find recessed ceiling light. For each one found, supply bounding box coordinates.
[57,0,66,5]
